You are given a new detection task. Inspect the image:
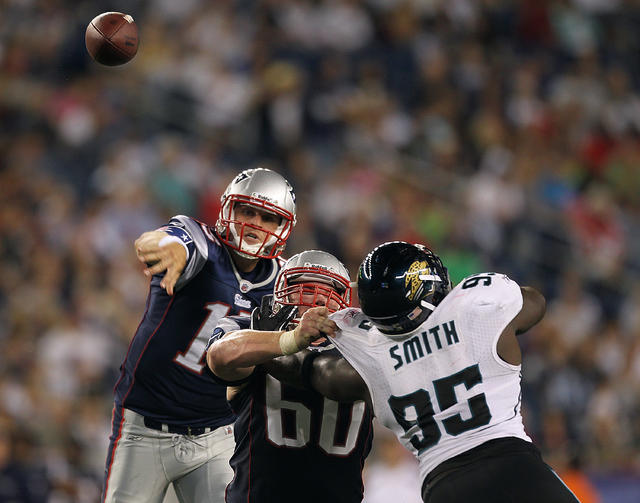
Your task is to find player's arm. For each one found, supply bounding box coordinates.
[513,286,546,334]
[207,306,338,382]
[263,350,371,404]
[497,286,546,365]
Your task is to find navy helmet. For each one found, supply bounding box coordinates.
[357,241,451,338]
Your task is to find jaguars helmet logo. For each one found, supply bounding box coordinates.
[405,260,428,301]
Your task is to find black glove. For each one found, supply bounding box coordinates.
[250,295,298,331]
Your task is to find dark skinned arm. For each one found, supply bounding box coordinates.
[514,286,546,334]
[263,350,372,407]
[260,352,307,389]
[497,286,546,365]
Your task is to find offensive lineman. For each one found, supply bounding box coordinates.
[262,241,581,503]
[101,168,297,503]
[206,250,374,503]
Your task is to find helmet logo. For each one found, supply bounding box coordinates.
[303,262,330,271]
[250,191,276,204]
[405,261,427,301]
[233,171,250,183]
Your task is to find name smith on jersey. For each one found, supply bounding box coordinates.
[389,320,460,370]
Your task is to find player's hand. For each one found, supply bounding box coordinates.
[294,307,338,348]
[251,295,298,331]
[134,230,187,295]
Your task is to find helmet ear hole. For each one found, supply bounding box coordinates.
[357,241,451,337]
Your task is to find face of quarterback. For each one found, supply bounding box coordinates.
[233,203,283,250]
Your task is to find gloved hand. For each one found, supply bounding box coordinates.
[250,295,298,331]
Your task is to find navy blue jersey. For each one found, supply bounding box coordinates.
[113,215,284,429]
[210,316,374,503]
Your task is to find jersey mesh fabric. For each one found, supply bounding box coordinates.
[452,274,527,433]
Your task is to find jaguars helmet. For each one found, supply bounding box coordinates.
[273,250,352,316]
[357,241,451,338]
[216,168,297,259]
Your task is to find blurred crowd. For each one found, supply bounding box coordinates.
[1,0,640,501]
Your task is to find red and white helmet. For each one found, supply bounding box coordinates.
[215,168,296,259]
[273,250,352,314]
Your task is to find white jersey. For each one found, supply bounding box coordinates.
[329,272,531,483]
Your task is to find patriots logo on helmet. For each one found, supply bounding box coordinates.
[233,171,250,184]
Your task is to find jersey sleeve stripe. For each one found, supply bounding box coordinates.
[120,295,176,407]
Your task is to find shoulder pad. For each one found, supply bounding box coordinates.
[192,216,222,246]
[164,215,210,290]
[167,214,191,229]
[452,272,522,308]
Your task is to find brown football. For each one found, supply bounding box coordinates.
[85,12,138,66]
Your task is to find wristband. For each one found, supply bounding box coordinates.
[159,235,190,260]
[301,351,322,390]
[279,330,300,355]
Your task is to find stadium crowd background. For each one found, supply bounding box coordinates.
[1,0,640,501]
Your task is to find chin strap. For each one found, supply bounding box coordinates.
[418,274,442,282]
[420,300,436,311]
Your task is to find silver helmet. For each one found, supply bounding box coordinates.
[273,250,352,314]
[216,168,297,259]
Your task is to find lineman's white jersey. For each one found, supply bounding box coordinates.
[328,272,531,483]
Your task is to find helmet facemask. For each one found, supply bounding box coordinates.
[272,251,352,330]
[274,266,352,318]
[217,195,295,259]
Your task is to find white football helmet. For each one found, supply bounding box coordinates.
[216,168,297,259]
[273,250,352,315]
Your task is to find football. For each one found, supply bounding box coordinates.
[85,12,138,66]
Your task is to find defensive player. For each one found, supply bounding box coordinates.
[102,168,297,503]
[271,242,581,503]
[206,250,374,503]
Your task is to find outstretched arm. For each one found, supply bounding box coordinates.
[207,306,338,382]
[263,350,371,405]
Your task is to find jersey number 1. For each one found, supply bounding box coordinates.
[174,303,231,373]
